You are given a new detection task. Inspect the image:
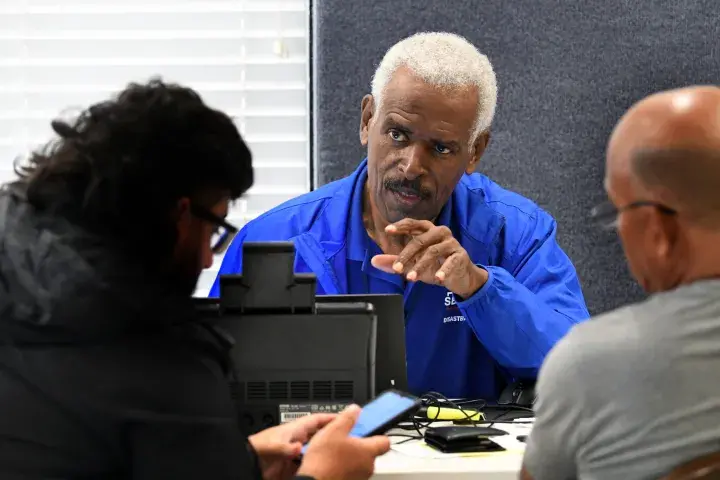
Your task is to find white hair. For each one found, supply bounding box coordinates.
[370,32,498,143]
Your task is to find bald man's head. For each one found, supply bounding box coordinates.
[604,85,720,293]
[607,85,720,227]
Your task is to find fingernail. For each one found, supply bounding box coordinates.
[392,262,403,272]
[407,271,417,281]
[435,270,446,281]
[385,225,396,232]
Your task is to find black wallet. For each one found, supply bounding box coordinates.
[424,426,506,453]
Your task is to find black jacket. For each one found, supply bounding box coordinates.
[0,185,261,479]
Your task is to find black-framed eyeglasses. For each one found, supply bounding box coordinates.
[590,200,677,229]
[190,205,239,254]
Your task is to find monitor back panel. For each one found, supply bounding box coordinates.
[213,308,376,432]
[317,294,407,393]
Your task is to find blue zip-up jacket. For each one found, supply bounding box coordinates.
[210,159,589,399]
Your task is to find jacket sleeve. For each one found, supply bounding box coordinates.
[126,329,263,480]
[208,229,248,297]
[129,417,262,480]
[456,212,589,379]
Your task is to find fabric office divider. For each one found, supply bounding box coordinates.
[312,0,719,314]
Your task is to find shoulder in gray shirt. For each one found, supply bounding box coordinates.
[524,279,720,480]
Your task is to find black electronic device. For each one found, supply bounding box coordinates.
[424,426,506,454]
[301,389,421,455]
[217,305,376,433]
[199,242,378,434]
[497,380,536,408]
[317,294,407,394]
[481,381,536,423]
[218,242,316,314]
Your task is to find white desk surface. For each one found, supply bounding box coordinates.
[372,421,532,480]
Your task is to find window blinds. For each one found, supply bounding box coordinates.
[0,0,311,296]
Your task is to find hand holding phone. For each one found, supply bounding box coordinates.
[301,389,421,455]
[346,389,421,438]
[297,405,391,480]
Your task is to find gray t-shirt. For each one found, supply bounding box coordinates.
[524,279,720,480]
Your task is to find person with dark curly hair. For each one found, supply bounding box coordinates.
[0,79,388,479]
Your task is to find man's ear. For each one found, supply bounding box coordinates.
[466,130,491,175]
[174,197,193,239]
[175,197,191,218]
[360,94,375,147]
[654,209,681,260]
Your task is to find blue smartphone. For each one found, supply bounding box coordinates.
[301,389,421,454]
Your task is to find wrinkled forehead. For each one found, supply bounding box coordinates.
[379,70,478,134]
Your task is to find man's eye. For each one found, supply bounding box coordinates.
[435,144,451,154]
[389,129,407,142]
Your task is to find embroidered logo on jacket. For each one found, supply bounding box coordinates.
[443,291,466,324]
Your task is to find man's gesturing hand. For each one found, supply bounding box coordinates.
[371,218,488,299]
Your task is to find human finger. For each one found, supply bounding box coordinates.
[291,413,337,442]
[356,435,391,456]
[321,404,361,436]
[406,239,459,282]
[370,254,398,274]
[393,226,452,275]
[435,251,465,284]
[385,218,434,235]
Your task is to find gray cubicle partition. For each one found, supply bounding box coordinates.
[312,0,719,314]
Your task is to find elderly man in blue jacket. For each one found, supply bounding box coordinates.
[211,32,589,400]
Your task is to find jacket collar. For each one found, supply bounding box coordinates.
[290,161,368,294]
[292,159,504,295]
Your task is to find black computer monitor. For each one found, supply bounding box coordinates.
[317,294,407,393]
[196,242,382,433]
[210,302,377,433]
